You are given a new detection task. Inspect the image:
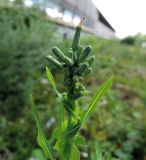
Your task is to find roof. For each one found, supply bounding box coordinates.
[98,10,115,32]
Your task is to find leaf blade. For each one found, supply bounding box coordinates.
[60,104,65,133]
[46,66,59,95]
[30,95,54,160]
[81,76,113,124]
[71,145,80,160]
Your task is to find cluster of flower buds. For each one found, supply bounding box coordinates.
[46,18,95,100]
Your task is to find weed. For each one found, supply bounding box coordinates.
[30,18,112,160]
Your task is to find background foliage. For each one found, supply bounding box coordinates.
[0,4,146,160]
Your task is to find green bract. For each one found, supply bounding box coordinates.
[30,19,113,160]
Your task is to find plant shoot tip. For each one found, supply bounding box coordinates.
[78,16,86,27]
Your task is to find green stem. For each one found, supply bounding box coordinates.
[60,97,77,160]
[60,62,80,160]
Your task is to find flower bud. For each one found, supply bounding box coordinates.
[52,47,64,61]
[52,47,73,65]
[84,67,92,76]
[79,76,83,81]
[73,75,79,82]
[73,51,77,62]
[78,84,85,91]
[46,55,62,68]
[76,46,83,59]
[79,46,92,62]
[72,26,82,52]
[87,56,95,66]
[79,90,91,96]
[75,82,80,89]
[76,62,89,75]
[67,51,73,59]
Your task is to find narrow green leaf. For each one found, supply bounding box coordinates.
[53,138,61,151]
[52,121,67,139]
[30,95,54,160]
[71,145,80,160]
[60,104,65,132]
[81,76,113,124]
[32,149,47,160]
[46,66,59,96]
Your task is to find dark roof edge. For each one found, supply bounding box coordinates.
[98,10,115,32]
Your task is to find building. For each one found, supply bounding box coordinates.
[24,0,115,38]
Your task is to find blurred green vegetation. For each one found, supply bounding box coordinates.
[0,5,146,160]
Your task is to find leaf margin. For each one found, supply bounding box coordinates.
[81,76,113,124]
[30,94,54,160]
